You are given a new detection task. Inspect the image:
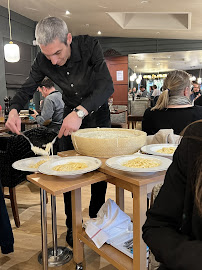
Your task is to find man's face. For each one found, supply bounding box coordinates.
[40,34,72,66]
[193,83,200,93]
[38,86,47,98]
[140,87,145,92]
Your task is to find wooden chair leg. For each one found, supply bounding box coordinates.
[9,187,20,228]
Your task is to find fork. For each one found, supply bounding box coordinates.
[20,132,34,148]
[43,135,58,147]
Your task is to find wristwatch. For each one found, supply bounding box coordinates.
[73,108,85,119]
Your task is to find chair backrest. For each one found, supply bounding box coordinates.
[0,135,34,188]
[0,126,58,188]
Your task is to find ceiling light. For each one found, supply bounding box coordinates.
[97,31,102,35]
[141,0,148,3]
[136,78,141,84]
[4,0,20,63]
[197,77,202,84]
[65,10,71,15]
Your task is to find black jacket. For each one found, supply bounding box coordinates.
[142,106,202,135]
[0,181,14,254]
[142,121,202,270]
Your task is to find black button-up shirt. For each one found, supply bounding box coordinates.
[10,35,114,115]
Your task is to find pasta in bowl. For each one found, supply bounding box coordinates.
[141,144,178,158]
[106,153,172,175]
[38,156,102,176]
[12,156,60,172]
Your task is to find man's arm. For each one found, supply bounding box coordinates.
[33,98,54,125]
[6,55,45,133]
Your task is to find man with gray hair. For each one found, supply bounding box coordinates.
[6,17,114,248]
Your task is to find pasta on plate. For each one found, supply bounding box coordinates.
[122,157,161,168]
[29,159,49,169]
[156,147,176,154]
[52,162,88,172]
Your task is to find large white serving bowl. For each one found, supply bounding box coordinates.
[71,128,147,158]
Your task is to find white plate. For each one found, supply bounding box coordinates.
[12,156,60,172]
[106,153,172,175]
[141,144,178,157]
[38,156,102,176]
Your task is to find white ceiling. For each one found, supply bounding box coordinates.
[128,50,202,73]
[1,0,202,39]
[1,0,202,73]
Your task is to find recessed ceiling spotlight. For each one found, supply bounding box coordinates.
[156,32,160,35]
[141,0,148,3]
[65,10,71,15]
[156,63,161,66]
[97,31,102,35]
[135,65,138,68]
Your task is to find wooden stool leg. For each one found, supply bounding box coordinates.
[9,187,20,228]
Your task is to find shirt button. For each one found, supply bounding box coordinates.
[67,71,70,75]
[71,83,74,87]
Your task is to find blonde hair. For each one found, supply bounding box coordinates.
[151,70,191,111]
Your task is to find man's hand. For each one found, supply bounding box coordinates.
[32,109,38,119]
[58,111,82,138]
[194,93,201,101]
[5,109,21,135]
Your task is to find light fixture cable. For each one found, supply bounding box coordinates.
[4,0,20,62]
[8,0,12,41]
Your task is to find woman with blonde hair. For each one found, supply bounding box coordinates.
[142,70,202,135]
[142,120,202,270]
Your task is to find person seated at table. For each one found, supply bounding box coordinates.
[142,120,202,270]
[137,85,148,97]
[142,70,202,135]
[190,81,201,103]
[32,77,64,133]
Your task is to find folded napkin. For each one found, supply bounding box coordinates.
[85,198,131,248]
[146,129,181,145]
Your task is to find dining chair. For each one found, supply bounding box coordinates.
[0,135,34,227]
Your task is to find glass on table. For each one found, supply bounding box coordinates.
[0,110,5,122]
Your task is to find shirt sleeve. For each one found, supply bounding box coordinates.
[35,98,54,125]
[80,38,114,113]
[142,123,202,270]
[10,54,45,112]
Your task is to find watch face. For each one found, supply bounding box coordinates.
[77,110,85,118]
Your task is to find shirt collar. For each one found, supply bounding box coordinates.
[64,38,81,67]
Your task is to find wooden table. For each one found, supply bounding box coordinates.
[27,170,110,270]
[0,126,9,133]
[57,150,165,270]
[0,118,38,131]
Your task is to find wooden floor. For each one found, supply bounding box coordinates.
[1,180,133,270]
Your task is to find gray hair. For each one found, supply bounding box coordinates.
[35,17,68,46]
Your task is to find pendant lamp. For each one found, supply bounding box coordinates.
[4,0,20,63]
